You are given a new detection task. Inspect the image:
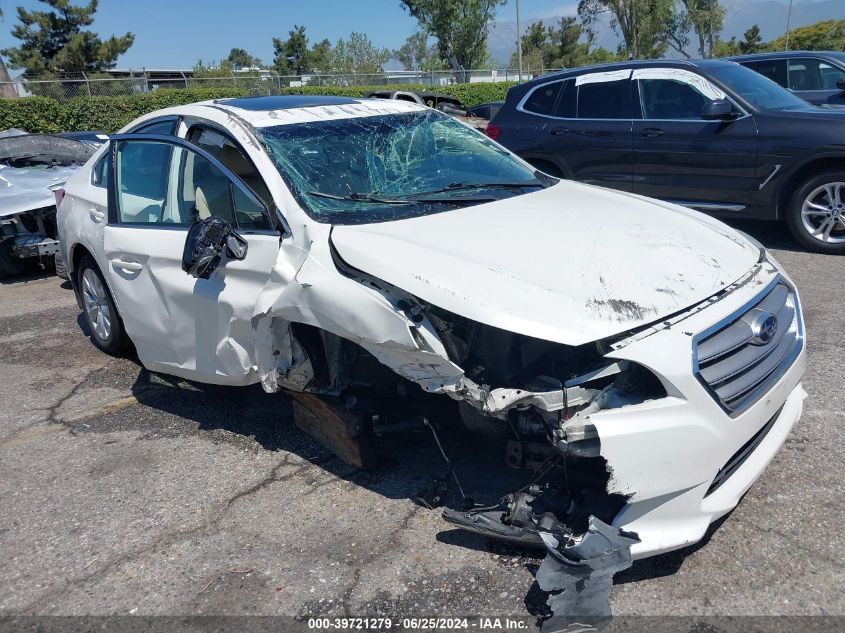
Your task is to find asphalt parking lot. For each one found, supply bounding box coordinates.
[0,220,842,624]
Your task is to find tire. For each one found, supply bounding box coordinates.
[786,170,845,254]
[0,241,24,278]
[77,255,129,354]
[54,249,69,280]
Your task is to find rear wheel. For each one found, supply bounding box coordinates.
[77,255,129,354]
[787,171,845,254]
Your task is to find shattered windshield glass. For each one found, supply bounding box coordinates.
[257,109,546,224]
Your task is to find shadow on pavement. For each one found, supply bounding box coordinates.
[0,264,58,284]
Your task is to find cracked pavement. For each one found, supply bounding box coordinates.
[0,221,842,621]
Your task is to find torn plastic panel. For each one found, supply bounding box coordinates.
[536,518,639,632]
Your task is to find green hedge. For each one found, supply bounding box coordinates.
[0,83,515,134]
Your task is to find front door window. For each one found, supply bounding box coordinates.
[113,139,254,227]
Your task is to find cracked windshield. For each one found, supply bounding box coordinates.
[258,109,547,224]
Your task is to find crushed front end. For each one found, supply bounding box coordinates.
[251,221,805,560]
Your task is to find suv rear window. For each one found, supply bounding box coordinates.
[522,82,561,116]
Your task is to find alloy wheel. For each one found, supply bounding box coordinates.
[801,181,845,244]
[81,269,112,342]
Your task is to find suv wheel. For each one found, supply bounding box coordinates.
[787,171,845,254]
[77,255,129,354]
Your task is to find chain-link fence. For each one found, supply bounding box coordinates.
[0,68,551,100]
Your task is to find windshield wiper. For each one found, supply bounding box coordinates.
[307,188,496,207]
[402,180,543,200]
[307,190,410,205]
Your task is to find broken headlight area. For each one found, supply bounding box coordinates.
[0,205,61,277]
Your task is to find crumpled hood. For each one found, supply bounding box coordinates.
[0,164,77,217]
[330,181,760,346]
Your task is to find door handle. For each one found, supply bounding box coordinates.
[640,128,664,138]
[550,126,569,136]
[89,207,105,222]
[110,259,143,273]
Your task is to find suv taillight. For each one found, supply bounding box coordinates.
[52,187,65,208]
[484,123,501,141]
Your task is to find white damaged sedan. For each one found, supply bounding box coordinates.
[57,96,806,561]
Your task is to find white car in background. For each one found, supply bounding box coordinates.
[56,95,806,562]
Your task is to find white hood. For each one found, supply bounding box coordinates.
[330,181,760,346]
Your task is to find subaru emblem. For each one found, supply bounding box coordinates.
[750,312,778,345]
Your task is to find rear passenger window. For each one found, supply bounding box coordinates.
[554,80,577,118]
[523,81,561,116]
[742,60,788,88]
[578,79,630,119]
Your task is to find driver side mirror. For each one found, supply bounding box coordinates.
[182,216,248,279]
[701,99,736,121]
[837,79,845,92]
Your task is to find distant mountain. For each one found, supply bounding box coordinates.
[486,0,845,65]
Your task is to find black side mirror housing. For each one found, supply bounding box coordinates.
[182,217,248,279]
[701,98,736,121]
[837,79,845,92]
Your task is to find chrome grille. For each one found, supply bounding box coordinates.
[694,279,802,415]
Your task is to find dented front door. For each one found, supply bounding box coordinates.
[103,135,281,384]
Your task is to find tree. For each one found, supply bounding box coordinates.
[325,32,389,82]
[399,0,506,82]
[766,19,845,52]
[681,0,724,59]
[1,0,133,77]
[547,17,592,68]
[509,21,548,72]
[738,24,763,54]
[227,48,261,69]
[396,31,445,71]
[309,38,333,73]
[509,17,617,72]
[578,0,674,59]
[712,35,739,57]
[662,0,725,59]
[273,25,310,75]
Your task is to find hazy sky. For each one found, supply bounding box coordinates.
[0,0,807,70]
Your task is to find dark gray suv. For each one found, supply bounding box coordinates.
[487,59,845,254]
